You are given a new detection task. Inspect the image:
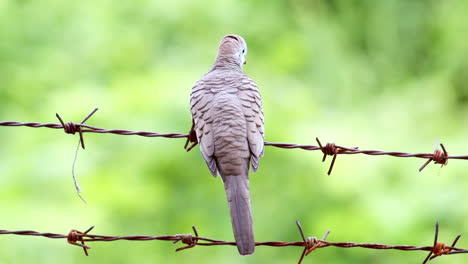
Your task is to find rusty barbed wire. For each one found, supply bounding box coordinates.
[1,108,467,175]
[0,222,466,263]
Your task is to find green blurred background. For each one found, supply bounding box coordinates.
[1,0,468,263]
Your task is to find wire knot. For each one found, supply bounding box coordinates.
[296,220,330,264]
[316,138,339,175]
[178,233,195,245]
[419,143,448,172]
[432,149,448,166]
[67,229,82,243]
[174,226,199,251]
[55,108,98,149]
[321,143,337,156]
[432,242,450,257]
[62,122,81,134]
[304,236,320,254]
[67,226,94,256]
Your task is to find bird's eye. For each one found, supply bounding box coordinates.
[242,49,245,54]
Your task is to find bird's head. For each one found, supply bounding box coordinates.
[217,34,248,66]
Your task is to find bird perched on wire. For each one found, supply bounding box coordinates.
[188,34,264,255]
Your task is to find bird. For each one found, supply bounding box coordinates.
[188,34,264,255]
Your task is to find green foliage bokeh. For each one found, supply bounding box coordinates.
[1,0,468,263]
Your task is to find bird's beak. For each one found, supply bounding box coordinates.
[244,60,247,65]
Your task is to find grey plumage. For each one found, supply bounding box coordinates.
[189,34,264,255]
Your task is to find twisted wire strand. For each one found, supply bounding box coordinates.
[0,222,465,264]
[1,109,467,177]
[1,114,467,161]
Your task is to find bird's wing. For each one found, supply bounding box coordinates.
[190,79,218,176]
[238,76,264,172]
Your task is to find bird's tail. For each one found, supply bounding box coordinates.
[223,175,255,255]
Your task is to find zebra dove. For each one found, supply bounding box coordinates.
[189,34,264,255]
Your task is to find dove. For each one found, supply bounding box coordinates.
[189,34,264,255]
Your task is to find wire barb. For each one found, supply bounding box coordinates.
[422,222,462,263]
[296,220,331,264]
[419,144,449,172]
[305,230,330,256]
[296,220,309,264]
[67,226,94,256]
[316,138,339,175]
[174,226,199,251]
[184,120,198,152]
[55,108,99,150]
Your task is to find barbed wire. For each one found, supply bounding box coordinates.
[1,108,467,176]
[1,109,468,262]
[0,221,466,263]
